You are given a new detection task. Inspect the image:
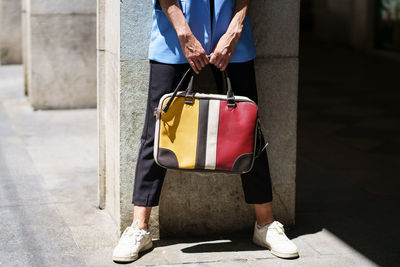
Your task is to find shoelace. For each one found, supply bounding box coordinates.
[270,221,285,235]
[120,226,145,245]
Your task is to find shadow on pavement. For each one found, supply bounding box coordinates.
[153,233,265,253]
[291,33,400,266]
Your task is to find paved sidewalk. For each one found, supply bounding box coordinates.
[1,33,400,266]
[0,65,119,266]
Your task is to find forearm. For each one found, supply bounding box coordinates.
[158,0,192,38]
[209,0,251,69]
[158,0,209,73]
[225,0,251,40]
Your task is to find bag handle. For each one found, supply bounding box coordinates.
[161,67,193,113]
[161,67,236,114]
[184,70,236,108]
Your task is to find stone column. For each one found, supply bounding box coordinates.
[26,0,97,109]
[97,0,106,210]
[99,0,299,236]
[98,0,161,237]
[250,0,300,226]
[96,0,120,214]
[22,0,31,95]
[0,0,22,64]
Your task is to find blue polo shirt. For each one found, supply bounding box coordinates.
[149,0,256,64]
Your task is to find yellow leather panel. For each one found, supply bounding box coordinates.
[159,96,199,169]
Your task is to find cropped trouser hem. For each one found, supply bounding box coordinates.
[132,197,160,207]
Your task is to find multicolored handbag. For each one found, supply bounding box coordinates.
[153,68,261,174]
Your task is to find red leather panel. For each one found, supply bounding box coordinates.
[216,100,258,171]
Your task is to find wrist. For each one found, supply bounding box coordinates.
[224,29,242,46]
[177,27,192,40]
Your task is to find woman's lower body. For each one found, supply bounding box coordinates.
[112,60,300,263]
[132,59,273,206]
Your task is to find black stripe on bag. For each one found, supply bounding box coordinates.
[195,99,209,169]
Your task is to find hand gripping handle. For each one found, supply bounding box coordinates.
[160,68,236,114]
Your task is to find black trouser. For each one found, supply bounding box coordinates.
[132,60,273,206]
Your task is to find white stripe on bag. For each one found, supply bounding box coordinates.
[205,100,220,169]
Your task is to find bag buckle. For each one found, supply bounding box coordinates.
[227,97,236,108]
[154,107,162,119]
[184,96,194,105]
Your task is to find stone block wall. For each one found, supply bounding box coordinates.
[0,0,22,64]
[26,0,97,109]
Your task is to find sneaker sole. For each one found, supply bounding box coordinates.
[252,237,299,259]
[112,242,153,263]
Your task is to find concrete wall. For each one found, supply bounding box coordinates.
[26,0,97,109]
[0,0,22,64]
[100,0,299,236]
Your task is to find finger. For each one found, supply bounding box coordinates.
[200,53,209,66]
[220,61,228,71]
[211,57,219,67]
[193,58,203,73]
[215,56,224,70]
[214,53,225,67]
[209,53,216,64]
[211,51,221,65]
[198,55,206,68]
[220,58,230,71]
[189,60,199,74]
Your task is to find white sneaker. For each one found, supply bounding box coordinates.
[252,221,299,259]
[112,221,153,263]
